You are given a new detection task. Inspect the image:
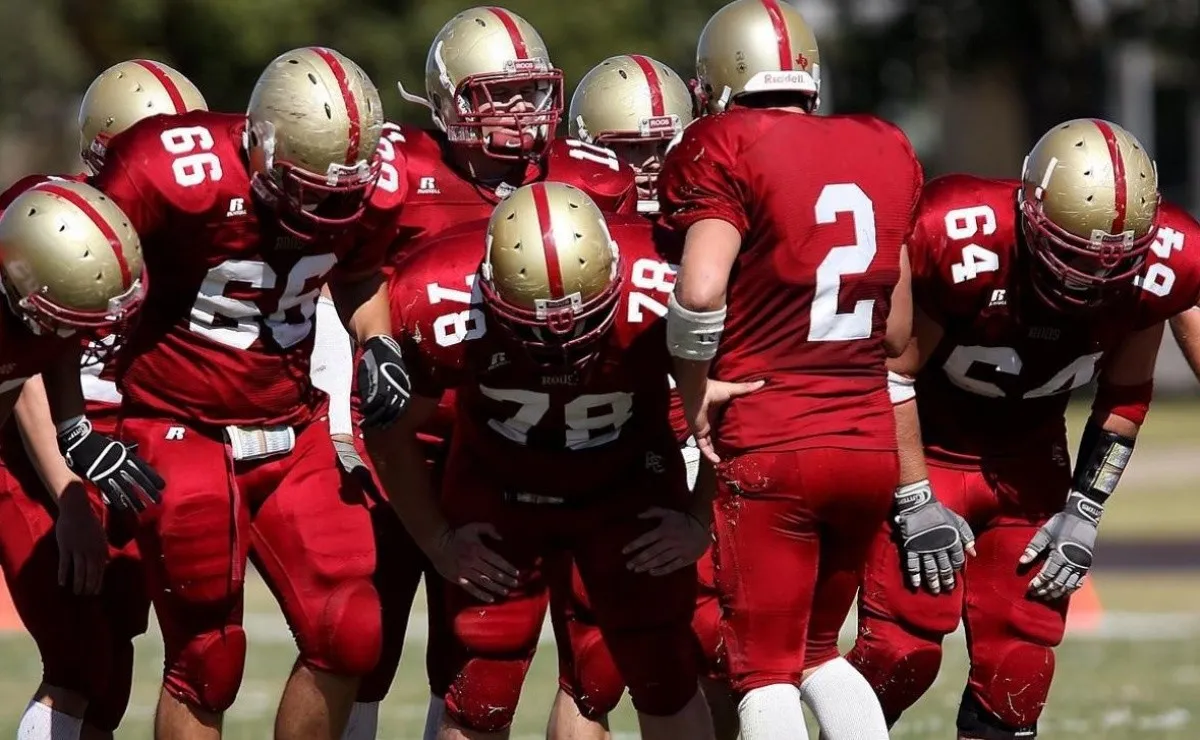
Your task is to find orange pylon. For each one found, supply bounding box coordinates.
[1066,578,1103,631]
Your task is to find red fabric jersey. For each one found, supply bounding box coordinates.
[391,214,680,496]
[92,111,396,427]
[909,174,1200,460]
[659,108,924,454]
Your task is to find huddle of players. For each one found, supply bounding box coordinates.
[1,1,1199,740]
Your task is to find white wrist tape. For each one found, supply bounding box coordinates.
[887,370,916,404]
[666,292,726,361]
[310,296,355,437]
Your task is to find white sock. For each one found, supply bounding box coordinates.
[800,658,889,740]
[738,683,808,740]
[422,695,445,740]
[341,700,380,740]
[18,700,83,740]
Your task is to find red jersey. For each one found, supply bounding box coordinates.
[392,214,680,496]
[92,111,396,428]
[659,108,924,454]
[909,174,1200,460]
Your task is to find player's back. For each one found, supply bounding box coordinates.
[662,108,923,454]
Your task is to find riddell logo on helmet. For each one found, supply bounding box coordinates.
[762,72,811,86]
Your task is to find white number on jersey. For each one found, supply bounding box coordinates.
[564,139,621,172]
[944,205,1000,284]
[160,126,223,187]
[189,254,337,350]
[375,124,407,194]
[627,258,678,323]
[942,345,1102,398]
[809,183,877,342]
[480,386,635,449]
[428,273,487,347]
[1134,226,1186,298]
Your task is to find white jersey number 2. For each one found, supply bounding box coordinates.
[809,183,878,342]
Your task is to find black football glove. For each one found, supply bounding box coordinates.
[57,418,164,513]
[356,335,411,429]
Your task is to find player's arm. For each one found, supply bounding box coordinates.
[328,271,411,429]
[1021,320,1163,601]
[0,387,19,432]
[13,376,84,499]
[1169,308,1200,381]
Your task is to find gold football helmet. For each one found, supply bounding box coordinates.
[1020,118,1160,312]
[570,55,695,207]
[0,180,145,353]
[695,0,821,114]
[79,59,208,174]
[481,182,622,368]
[246,46,384,240]
[421,6,563,160]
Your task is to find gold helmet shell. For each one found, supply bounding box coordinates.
[1020,118,1160,312]
[79,59,208,174]
[481,182,622,367]
[0,180,145,343]
[695,0,821,114]
[246,46,384,239]
[424,6,563,160]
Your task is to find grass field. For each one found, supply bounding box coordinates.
[0,399,1197,738]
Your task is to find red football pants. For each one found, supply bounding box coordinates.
[120,415,381,713]
[848,453,1071,729]
[714,447,897,693]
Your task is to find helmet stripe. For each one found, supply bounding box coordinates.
[37,184,132,289]
[530,183,565,299]
[488,7,529,60]
[761,0,795,71]
[311,47,362,165]
[630,55,665,117]
[1092,120,1127,233]
[133,60,187,113]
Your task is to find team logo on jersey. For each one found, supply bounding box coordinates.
[988,289,1007,307]
[417,176,440,195]
[226,198,247,217]
[165,426,186,440]
[1027,326,1061,341]
[540,371,580,387]
[0,362,14,376]
[488,352,509,371]
[645,451,665,474]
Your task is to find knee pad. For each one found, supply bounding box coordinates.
[165,626,247,713]
[846,618,945,725]
[305,579,382,677]
[84,639,136,732]
[958,687,1038,739]
[559,628,625,719]
[443,655,531,733]
[966,601,1060,729]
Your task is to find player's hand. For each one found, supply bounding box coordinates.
[1020,491,1101,602]
[428,523,520,603]
[356,335,411,429]
[686,379,765,465]
[893,479,976,594]
[55,484,109,596]
[623,507,710,576]
[331,435,382,502]
[57,418,164,513]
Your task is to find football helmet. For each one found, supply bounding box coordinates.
[79,59,208,174]
[1020,118,1159,312]
[570,55,694,207]
[0,180,145,356]
[246,46,384,240]
[421,7,563,160]
[695,0,821,114]
[481,182,622,368]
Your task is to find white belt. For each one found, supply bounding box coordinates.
[224,424,296,461]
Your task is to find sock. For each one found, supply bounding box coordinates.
[800,658,889,740]
[18,700,83,740]
[738,683,808,740]
[341,700,380,740]
[422,695,445,740]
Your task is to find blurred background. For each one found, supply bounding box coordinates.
[0,0,1198,737]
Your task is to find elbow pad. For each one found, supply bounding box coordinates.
[887,370,916,404]
[666,293,726,361]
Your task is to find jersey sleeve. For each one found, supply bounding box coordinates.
[386,258,470,399]
[1132,202,1200,327]
[90,124,169,237]
[657,116,748,236]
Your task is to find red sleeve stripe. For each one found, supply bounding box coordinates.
[1092,119,1128,233]
[629,55,665,117]
[311,47,362,165]
[133,60,188,114]
[488,7,530,60]
[38,184,133,289]
[530,183,565,299]
[761,0,795,71]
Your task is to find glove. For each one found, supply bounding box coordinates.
[332,436,382,503]
[57,418,164,513]
[893,480,975,594]
[1020,491,1100,601]
[356,335,411,429]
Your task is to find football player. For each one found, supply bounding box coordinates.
[367,182,738,740]
[0,59,204,740]
[89,47,411,739]
[659,2,927,739]
[846,119,1200,740]
[324,9,641,738]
